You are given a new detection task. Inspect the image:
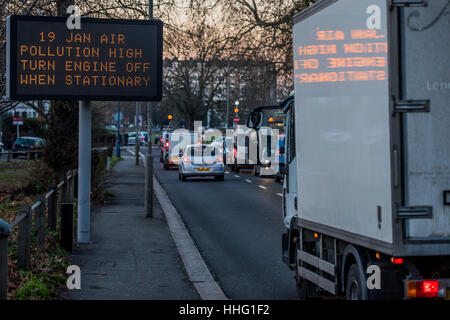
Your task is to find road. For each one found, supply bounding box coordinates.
[149,148,298,300]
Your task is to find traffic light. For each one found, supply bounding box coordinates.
[168,114,173,120]
[234,108,239,113]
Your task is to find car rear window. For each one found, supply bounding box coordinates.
[15,138,34,146]
[188,146,217,157]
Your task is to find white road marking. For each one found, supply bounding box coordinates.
[245,179,252,183]
[234,175,240,178]
[277,193,283,197]
[154,177,228,300]
[258,185,267,190]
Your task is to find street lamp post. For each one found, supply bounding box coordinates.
[234,100,239,129]
[115,101,121,158]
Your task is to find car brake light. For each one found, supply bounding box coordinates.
[183,155,191,163]
[407,280,442,299]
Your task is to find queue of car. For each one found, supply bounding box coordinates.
[160,129,286,184]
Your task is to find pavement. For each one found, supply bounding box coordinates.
[65,150,200,300]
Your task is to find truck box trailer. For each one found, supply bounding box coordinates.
[278,0,450,299]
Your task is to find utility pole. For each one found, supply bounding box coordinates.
[115,101,121,158]
[148,0,153,154]
[135,101,140,165]
[145,0,154,218]
[225,60,230,129]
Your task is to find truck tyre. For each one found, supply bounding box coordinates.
[275,174,281,183]
[254,165,260,176]
[296,276,308,300]
[234,165,239,173]
[346,264,366,300]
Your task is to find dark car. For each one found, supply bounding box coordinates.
[12,137,43,159]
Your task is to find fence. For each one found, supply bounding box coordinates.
[0,146,113,299]
[0,170,77,300]
[1,150,42,161]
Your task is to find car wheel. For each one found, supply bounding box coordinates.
[275,175,281,183]
[215,175,224,181]
[178,172,181,180]
[181,174,187,182]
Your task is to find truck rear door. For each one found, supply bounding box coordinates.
[395,1,450,251]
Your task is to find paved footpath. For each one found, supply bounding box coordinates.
[64,152,199,300]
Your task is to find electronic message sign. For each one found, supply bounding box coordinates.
[6,16,163,101]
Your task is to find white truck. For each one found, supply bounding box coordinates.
[276,0,449,299]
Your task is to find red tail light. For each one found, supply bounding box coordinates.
[407,280,442,299]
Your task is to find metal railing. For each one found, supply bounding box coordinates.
[0,170,77,300]
[0,150,43,161]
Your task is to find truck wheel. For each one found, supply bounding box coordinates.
[346,264,365,300]
[296,276,308,300]
[275,174,281,183]
[254,166,259,176]
[234,165,239,173]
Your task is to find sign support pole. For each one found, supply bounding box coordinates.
[78,100,91,243]
[115,101,121,158]
[145,0,154,218]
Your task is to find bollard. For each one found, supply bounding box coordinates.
[145,155,154,218]
[61,203,73,252]
[34,195,46,250]
[17,205,32,270]
[7,150,11,162]
[0,219,11,300]
[74,170,78,198]
[27,152,31,160]
[106,156,111,171]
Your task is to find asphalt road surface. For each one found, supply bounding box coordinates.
[149,148,298,300]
